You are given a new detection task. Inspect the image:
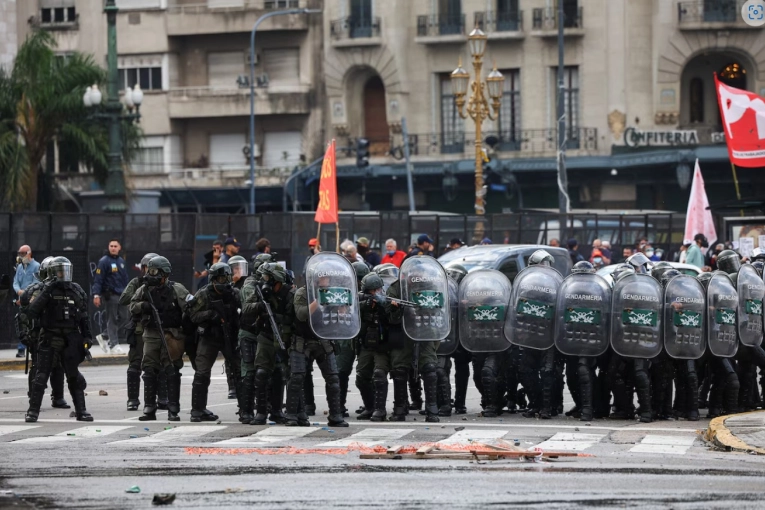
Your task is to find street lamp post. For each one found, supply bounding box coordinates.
[249,8,320,215]
[451,28,504,220]
[82,0,142,213]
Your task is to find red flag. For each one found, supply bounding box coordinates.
[715,74,765,168]
[314,140,338,224]
[684,159,717,244]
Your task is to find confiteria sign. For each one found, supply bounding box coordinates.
[623,127,725,148]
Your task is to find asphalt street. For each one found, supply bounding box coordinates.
[1,365,765,509]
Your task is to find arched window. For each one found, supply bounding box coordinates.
[689,78,703,123]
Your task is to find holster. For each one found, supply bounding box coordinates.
[165,330,186,362]
[125,321,137,347]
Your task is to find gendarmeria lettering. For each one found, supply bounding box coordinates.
[622,294,659,302]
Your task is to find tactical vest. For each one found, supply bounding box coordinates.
[41,283,84,331]
[257,284,293,339]
[152,283,183,329]
[360,301,386,350]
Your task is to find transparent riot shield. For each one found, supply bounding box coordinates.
[707,272,739,358]
[458,269,512,353]
[554,273,611,357]
[663,275,706,359]
[737,264,764,347]
[400,256,450,341]
[505,265,562,350]
[437,277,460,355]
[610,273,662,359]
[305,252,361,340]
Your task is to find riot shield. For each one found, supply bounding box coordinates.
[505,266,562,350]
[400,256,450,341]
[458,269,512,353]
[554,273,611,357]
[305,252,361,340]
[663,275,706,359]
[437,278,460,355]
[737,264,764,347]
[706,272,738,358]
[610,273,663,359]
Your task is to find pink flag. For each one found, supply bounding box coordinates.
[684,159,717,245]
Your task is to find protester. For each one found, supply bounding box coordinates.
[591,239,611,265]
[567,238,584,265]
[686,233,707,268]
[405,234,435,260]
[220,237,242,263]
[549,238,560,248]
[444,238,466,254]
[381,239,406,267]
[678,240,691,264]
[195,240,223,289]
[13,245,40,358]
[619,246,633,263]
[92,239,129,354]
[356,237,381,267]
[480,238,492,245]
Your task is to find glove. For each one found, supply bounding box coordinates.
[255,302,267,316]
[141,301,153,314]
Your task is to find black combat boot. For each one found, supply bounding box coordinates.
[157,370,169,410]
[25,377,47,423]
[268,368,287,424]
[251,369,270,425]
[239,374,255,424]
[126,368,141,411]
[634,362,653,423]
[453,367,469,415]
[190,374,214,422]
[408,369,423,411]
[303,367,316,416]
[50,366,70,409]
[70,376,93,422]
[139,371,158,421]
[389,370,408,422]
[480,364,498,418]
[166,370,182,422]
[226,362,237,400]
[284,372,304,427]
[339,372,351,418]
[326,374,349,427]
[436,367,452,417]
[578,362,594,422]
[357,378,375,420]
[422,365,440,423]
[370,370,388,422]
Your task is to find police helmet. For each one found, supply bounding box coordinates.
[48,256,73,282]
[611,263,636,282]
[352,261,370,281]
[528,249,554,267]
[571,261,595,274]
[37,256,54,281]
[650,261,675,282]
[261,263,286,284]
[752,260,765,277]
[444,263,468,283]
[141,252,159,269]
[659,268,682,287]
[696,271,715,288]
[227,255,249,279]
[716,250,741,275]
[626,252,653,274]
[361,273,384,293]
[374,263,399,279]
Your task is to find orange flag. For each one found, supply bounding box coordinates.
[314,140,338,224]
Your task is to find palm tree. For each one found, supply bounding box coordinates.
[0,31,141,211]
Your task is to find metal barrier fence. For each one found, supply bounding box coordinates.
[0,211,689,348]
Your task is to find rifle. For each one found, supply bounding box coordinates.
[209,298,235,347]
[360,292,418,308]
[145,287,172,359]
[254,285,286,350]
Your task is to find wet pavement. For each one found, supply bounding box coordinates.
[1,366,765,509]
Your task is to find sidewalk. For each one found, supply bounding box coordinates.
[705,410,765,454]
[0,346,128,371]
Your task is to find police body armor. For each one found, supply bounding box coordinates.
[360,302,387,351]
[505,265,562,350]
[610,273,663,359]
[458,269,512,353]
[150,283,183,329]
[737,264,764,347]
[437,277,460,355]
[305,252,360,340]
[663,274,706,359]
[42,283,84,331]
[554,272,611,357]
[400,256,450,341]
[706,272,739,358]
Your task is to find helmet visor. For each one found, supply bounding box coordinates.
[230,261,249,279]
[53,263,73,282]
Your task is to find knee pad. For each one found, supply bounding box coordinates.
[77,373,87,391]
[325,373,340,387]
[481,364,496,382]
[127,366,141,376]
[193,373,211,388]
[255,368,270,385]
[289,352,307,374]
[373,368,387,384]
[421,363,437,376]
[726,372,740,391]
[391,368,408,381]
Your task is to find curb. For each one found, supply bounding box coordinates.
[704,410,765,455]
[0,355,130,371]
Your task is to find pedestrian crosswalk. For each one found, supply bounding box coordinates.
[0,424,701,455]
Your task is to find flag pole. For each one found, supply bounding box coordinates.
[731,162,743,217]
[335,222,340,253]
[316,222,321,246]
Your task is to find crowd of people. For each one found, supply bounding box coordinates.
[4,230,765,428]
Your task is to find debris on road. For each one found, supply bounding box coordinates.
[2,390,9,394]
[99,390,108,396]
[360,441,586,461]
[152,493,176,505]
[125,486,141,494]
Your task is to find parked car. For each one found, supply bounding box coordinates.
[438,244,572,282]
[596,262,702,286]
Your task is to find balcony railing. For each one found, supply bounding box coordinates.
[532,6,583,30]
[677,0,754,25]
[338,128,598,159]
[417,13,465,37]
[330,16,381,40]
[167,0,300,14]
[474,10,523,33]
[29,14,79,30]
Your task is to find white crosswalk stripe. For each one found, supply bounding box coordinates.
[0,425,40,436]
[215,427,321,445]
[316,428,415,447]
[110,425,227,445]
[533,432,606,451]
[11,426,132,444]
[437,429,509,445]
[629,434,697,455]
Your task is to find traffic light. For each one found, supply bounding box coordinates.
[356,138,370,168]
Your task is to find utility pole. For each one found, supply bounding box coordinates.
[556,0,570,218]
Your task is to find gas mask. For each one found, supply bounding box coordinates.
[212,274,231,295]
[146,268,164,287]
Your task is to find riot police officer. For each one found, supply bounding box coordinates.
[129,256,192,422]
[250,263,295,425]
[119,253,168,412]
[18,257,69,410]
[443,264,472,414]
[188,263,243,422]
[358,273,390,420]
[25,257,93,423]
[225,255,249,400]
